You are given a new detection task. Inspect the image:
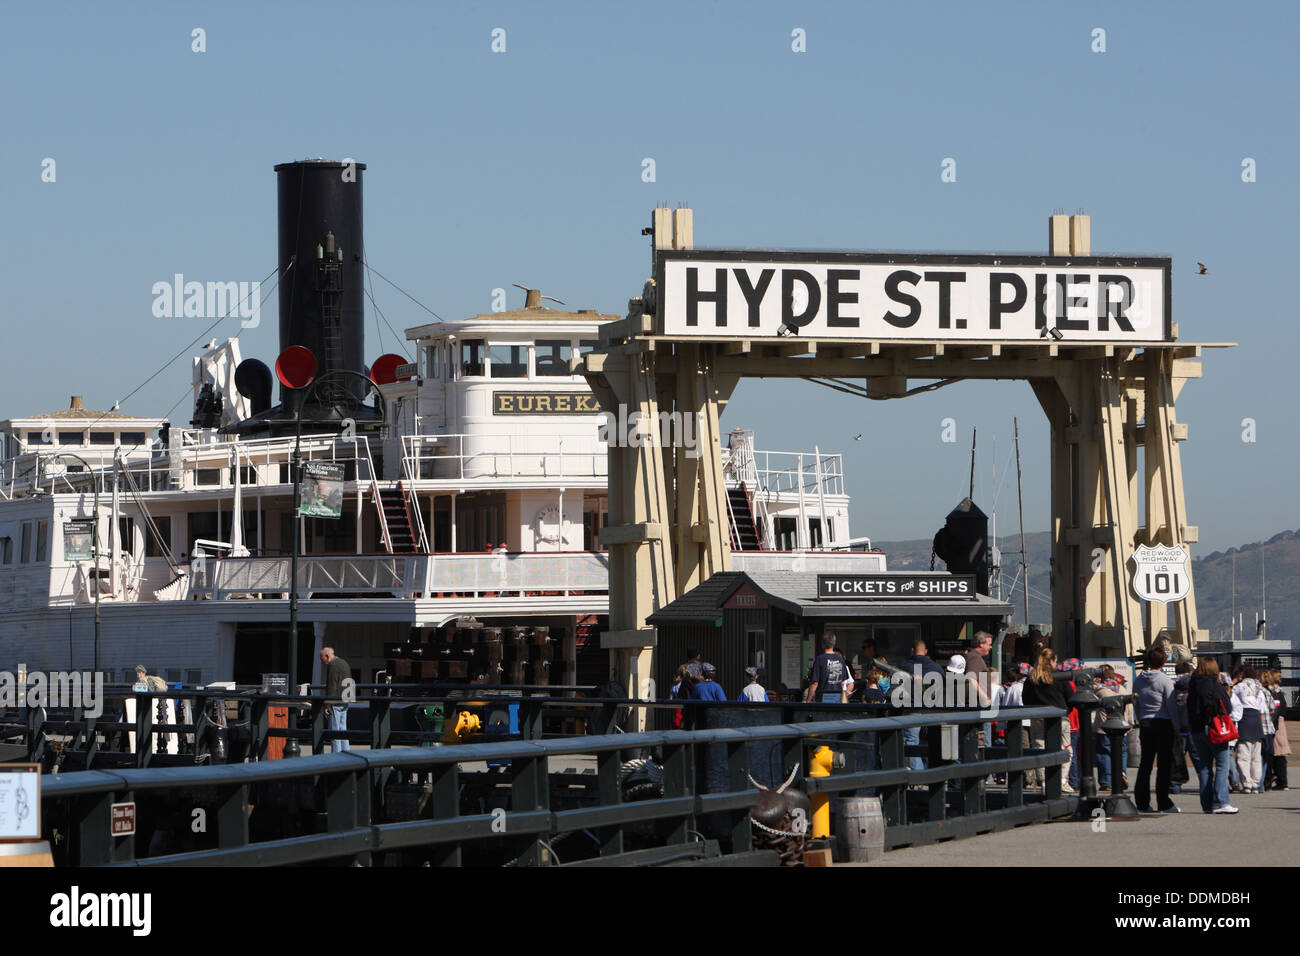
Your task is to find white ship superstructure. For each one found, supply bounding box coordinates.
[0,161,883,689]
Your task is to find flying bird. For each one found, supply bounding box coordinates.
[853,434,863,441]
[1196,262,1208,275]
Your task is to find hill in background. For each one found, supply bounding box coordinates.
[873,529,1298,641]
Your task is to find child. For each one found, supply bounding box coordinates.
[737,667,769,702]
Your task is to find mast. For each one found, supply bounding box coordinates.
[1014,418,1029,632]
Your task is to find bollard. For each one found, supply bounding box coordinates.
[809,744,834,839]
[1070,684,1102,820]
[1101,700,1139,819]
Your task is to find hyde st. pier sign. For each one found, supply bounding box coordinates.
[657,250,1171,343]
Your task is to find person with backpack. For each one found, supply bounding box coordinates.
[1186,657,1238,814]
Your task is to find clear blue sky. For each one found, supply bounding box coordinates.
[3,1,1296,554]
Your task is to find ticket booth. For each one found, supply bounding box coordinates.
[650,570,1013,701]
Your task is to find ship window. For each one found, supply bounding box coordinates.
[423,345,440,380]
[536,340,573,377]
[89,432,116,445]
[20,521,32,563]
[145,517,172,558]
[578,339,598,355]
[120,432,147,446]
[239,465,259,485]
[1,537,11,564]
[36,520,49,562]
[808,517,823,548]
[165,669,181,684]
[27,431,51,446]
[117,517,135,556]
[461,340,485,377]
[186,669,202,686]
[58,431,84,446]
[196,468,223,486]
[489,345,528,378]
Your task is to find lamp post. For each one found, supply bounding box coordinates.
[44,453,101,676]
[285,369,385,757]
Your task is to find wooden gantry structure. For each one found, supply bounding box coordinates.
[581,208,1232,702]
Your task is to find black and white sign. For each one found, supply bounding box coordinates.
[0,764,40,840]
[817,573,976,600]
[1131,544,1191,603]
[658,251,1171,343]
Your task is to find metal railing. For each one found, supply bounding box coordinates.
[27,694,1071,866]
[402,433,607,481]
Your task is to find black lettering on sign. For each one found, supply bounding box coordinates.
[883,270,922,328]
[734,268,776,327]
[1057,274,1090,331]
[1035,273,1049,330]
[989,273,1026,330]
[825,269,860,327]
[781,269,821,330]
[1097,275,1135,332]
[923,271,966,329]
[686,267,727,327]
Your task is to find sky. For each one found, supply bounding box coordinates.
[3,0,1297,555]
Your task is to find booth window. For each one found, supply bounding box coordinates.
[1,536,12,564]
[35,520,49,562]
[536,340,573,376]
[120,432,147,446]
[58,431,84,446]
[489,345,528,378]
[461,340,485,377]
[20,521,32,563]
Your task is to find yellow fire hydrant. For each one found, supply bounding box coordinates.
[809,745,835,838]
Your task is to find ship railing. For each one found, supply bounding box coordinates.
[421,550,610,597]
[402,433,607,481]
[183,550,611,600]
[189,554,423,600]
[744,449,845,497]
[731,551,887,574]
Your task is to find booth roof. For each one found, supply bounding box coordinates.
[648,570,1015,623]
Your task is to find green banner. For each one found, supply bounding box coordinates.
[63,519,94,561]
[299,461,345,518]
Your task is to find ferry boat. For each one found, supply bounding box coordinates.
[0,160,883,691]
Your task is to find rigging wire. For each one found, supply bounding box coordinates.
[358,256,445,322]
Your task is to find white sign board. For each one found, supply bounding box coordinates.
[0,765,40,840]
[658,252,1170,342]
[1131,544,1191,604]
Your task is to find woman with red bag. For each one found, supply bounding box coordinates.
[1186,657,1238,814]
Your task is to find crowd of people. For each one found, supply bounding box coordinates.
[665,632,1292,815]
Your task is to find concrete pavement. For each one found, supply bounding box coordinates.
[866,783,1300,866]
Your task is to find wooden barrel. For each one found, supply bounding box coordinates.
[0,841,53,867]
[838,797,884,863]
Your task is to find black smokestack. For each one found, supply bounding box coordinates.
[274,159,367,411]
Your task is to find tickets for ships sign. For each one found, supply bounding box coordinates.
[657,251,1171,342]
